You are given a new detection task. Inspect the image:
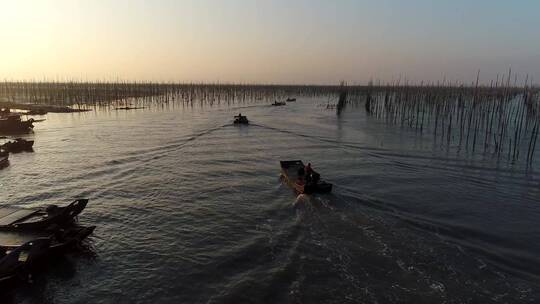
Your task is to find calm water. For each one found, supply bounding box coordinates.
[1,98,539,303]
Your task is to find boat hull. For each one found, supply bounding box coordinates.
[0,120,34,133]
[234,119,249,125]
[279,160,332,194]
[0,199,89,231]
[0,225,95,287]
[1,139,34,153]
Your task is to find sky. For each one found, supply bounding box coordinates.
[0,0,539,84]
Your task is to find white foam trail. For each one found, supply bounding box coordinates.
[294,194,310,208]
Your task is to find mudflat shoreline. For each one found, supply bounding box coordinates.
[0,101,91,114]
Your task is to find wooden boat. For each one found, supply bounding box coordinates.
[1,138,34,153]
[0,225,95,285]
[280,160,333,194]
[233,115,249,125]
[0,115,34,133]
[272,101,286,106]
[0,238,51,285]
[0,199,89,231]
[26,109,48,116]
[286,98,296,102]
[114,106,146,110]
[1,225,96,253]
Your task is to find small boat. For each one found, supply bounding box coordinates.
[25,109,48,116]
[0,114,34,133]
[0,199,89,231]
[233,114,249,125]
[0,225,95,285]
[114,106,146,110]
[286,98,296,102]
[0,238,50,285]
[279,160,333,194]
[1,138,34,153]
[272,101,286,106]
[1,225,96,254]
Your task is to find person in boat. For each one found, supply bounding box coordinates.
[304,163,320,185]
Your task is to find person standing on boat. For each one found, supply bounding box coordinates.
[305,163,319,185]
[305,163,313,174]
[304,163,312,185]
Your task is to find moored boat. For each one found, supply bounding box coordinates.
[272,101,286,106]
[1,225,96,254]
[0,238,50,285]
[0,225,95,286]
[1,138,34,153]
[279,160,332,194]
[286,98,296,102]
[0,199,89,231]
[0,114,35,133]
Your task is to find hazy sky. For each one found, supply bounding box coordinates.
[1,0,539,84]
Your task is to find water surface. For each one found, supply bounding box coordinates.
[1,99,539,303]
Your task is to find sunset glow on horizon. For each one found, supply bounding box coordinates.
[1,0,539,84]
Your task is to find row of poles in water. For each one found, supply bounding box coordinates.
[1,79,539,165]
[0,81,340,108]
[345,76,540,166]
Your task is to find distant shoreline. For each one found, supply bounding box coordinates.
[0,101,91,114]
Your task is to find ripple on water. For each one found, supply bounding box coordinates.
[1,99,539,303]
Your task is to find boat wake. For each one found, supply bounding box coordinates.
[293,194,309,208]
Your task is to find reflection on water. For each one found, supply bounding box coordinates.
[1,98,539,303]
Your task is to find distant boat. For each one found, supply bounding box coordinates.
[286,98,296,102]
[0,114,34,133]
[114,106,146,110]
[279,160,332,194]
[26,109,48,115]
[233,114,249,125]
[272,101,286,106]
[1,138,34,153]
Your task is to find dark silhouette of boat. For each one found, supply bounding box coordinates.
[26,109,48,115]
[0,225,95,286]
[1,138,34,153]
[286,98,296,102]
[0,199,89,231]
[272,101,286,106]
[279,160,333,194]
[114,106,146,110]
[0,238,50,285]
[234,114,249,125]
[0,114,35,133]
